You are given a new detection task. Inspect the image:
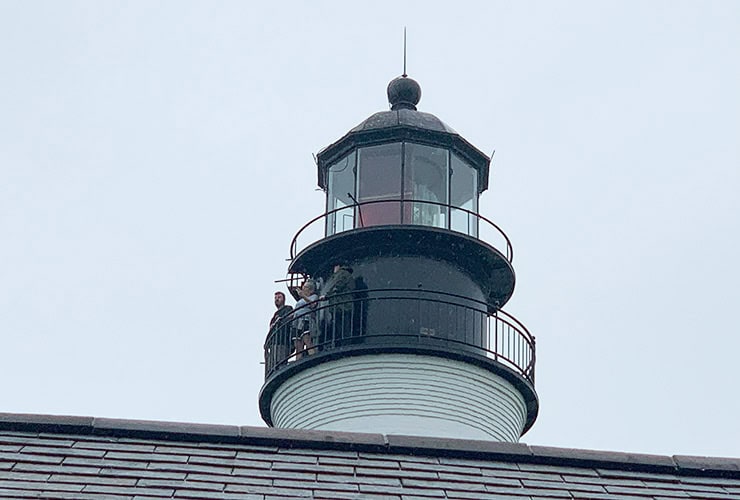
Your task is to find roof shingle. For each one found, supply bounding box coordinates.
[0,413,737,499]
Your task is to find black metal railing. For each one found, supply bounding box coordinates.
[289,200,514,262]
[264,288,534,384]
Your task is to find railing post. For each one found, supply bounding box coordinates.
[331,304,336,348]
[493,309,499,361]
[417,297,422,342]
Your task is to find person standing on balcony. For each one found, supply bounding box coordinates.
[320,262,356,344]
[268,291,293,368]
[292,280,319,359]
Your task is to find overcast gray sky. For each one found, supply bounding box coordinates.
[1,1,738,458]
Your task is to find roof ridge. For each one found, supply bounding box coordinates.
[1,412,738,478]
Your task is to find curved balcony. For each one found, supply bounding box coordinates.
[263,288,535,385]
[289,200,514,263]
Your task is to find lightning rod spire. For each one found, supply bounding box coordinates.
[403,27,407,77]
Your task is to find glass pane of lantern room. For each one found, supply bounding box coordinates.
[450,154,478,237]
[357,143,402,226]
[403,143,449,228]
[326,152,356,236]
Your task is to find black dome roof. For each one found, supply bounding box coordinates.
[348,108,458,135]
[316,75,490,193]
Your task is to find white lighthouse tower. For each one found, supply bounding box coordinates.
[259,76,537,442]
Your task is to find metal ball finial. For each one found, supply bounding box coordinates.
[387,76,422,111]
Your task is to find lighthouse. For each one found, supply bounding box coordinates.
[259,75,538,442]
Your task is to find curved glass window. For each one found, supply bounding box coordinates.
[357,143,402,226]
[404,143,448,229]
[450,153,478,237]
[326,151,356,235]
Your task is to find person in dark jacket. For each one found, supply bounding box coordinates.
[267,291,293,369]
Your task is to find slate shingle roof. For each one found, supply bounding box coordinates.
[0,412,738,499]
